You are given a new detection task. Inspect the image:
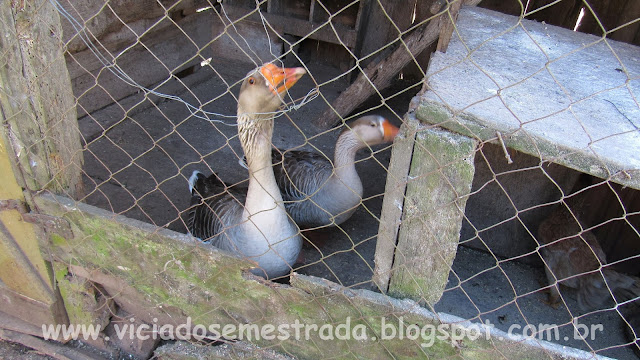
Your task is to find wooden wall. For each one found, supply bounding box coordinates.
[480,0,640,46]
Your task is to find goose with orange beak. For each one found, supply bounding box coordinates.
[272,115,399,228]
[187,63,306,279]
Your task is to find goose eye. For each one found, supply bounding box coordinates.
[248,77,255,85]
[370,123,376,127]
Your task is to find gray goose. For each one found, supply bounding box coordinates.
[273,115,399,228]
[188,63,305,279]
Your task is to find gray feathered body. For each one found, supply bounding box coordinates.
[187,169,301,279]
[187,171,246,249]
[273,149,363,228]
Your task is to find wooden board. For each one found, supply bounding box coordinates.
[0,0,83,197]
[34,192,601,360]
[372,112,420,292]
[387,125,477,306]
[0,0,71,331]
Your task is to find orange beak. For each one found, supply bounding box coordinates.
[260,63,306,95]
[382,119,400,142]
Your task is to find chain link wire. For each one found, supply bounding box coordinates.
[4,0,640,358]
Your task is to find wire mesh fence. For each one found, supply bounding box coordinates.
[1,0,640,358]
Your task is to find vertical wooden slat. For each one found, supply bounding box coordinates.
[0,0,83,199]
[373,113,419,292]
[387,125,477,306]
[436,0,462,52]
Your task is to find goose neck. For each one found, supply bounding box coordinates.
[238,113,284,211]
[333,132,362,180]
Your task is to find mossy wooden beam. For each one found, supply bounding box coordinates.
[0,0,83,199]
[388,125,477,306]
[36,193,597,359]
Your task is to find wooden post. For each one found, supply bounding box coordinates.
[0,0,83,199]
[436,0,462,52]
[375,118,477,306]
[0,0,81,331]
[373,112,420,292]
[0,123,69,331]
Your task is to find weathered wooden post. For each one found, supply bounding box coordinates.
[372,2,478,306]
[0,0,83,332]
[373,110,477,305]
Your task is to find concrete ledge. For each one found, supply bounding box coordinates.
[417,6,640,190]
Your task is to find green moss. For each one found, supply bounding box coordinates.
[415,99,640,190]
[287,303,312,319]
[54,262,68,280]
[54,263,97,326]
[50,233,67,247]
[37,194,573,359]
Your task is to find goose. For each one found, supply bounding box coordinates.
[187,63,305,279]
[272,115,399,228]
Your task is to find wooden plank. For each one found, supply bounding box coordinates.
[34,193,595,360]
[313,0,481,129]
[0,0,71,333]
[0,311,45,338]
[313,14,442,129]
[309,0,316,22]
[372,112,420,292]
[0,0,83,198]
[357,0,423,64]
[0,328,100,360]
[436,0,462,52]
[0,211,54,302]
[388,125,477,306]
[0,285,68,334]
[224,5,358,48]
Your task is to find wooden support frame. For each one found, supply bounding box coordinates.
[313,0,480,129]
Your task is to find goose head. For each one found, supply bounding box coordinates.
[237,63,306,117]
[237,63,306,163]
[341,115,399,149]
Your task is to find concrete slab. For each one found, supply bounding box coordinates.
[417,6,640,189]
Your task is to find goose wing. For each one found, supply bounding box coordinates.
[272,149,333,202]
[187,171,246,243]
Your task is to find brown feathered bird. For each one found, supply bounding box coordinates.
[538,200,640,311]
[618,287,640,357]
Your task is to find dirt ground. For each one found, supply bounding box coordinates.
[78,59,638,359]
